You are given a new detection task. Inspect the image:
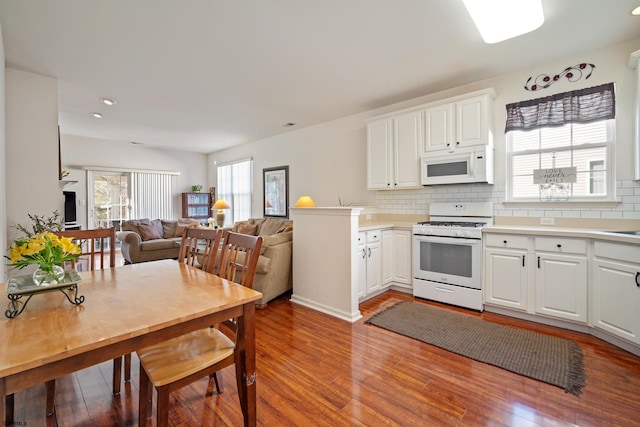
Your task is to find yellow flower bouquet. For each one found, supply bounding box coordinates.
[6,231,82,286]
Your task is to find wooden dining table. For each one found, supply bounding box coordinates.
[0,259,262,426]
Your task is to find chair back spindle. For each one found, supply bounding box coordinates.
[218,232,262,288]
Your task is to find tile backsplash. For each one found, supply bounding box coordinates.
[375,179,640,220]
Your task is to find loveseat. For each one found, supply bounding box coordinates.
[222,217,293,308]
[117,218,200,264]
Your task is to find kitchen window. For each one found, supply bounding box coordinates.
[505,83,616,202]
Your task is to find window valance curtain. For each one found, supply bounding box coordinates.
[505,82,615,133]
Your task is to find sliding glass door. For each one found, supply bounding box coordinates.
[87,171,130,230]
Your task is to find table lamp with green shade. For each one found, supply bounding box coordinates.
[211,198,231,227]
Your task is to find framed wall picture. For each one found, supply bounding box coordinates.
[263,166,289,218]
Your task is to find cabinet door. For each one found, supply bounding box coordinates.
[356,233,367,299]
[393,111,421,187]
[366,241,382,294]
[392,230,412,285]
[423,103,454,152]
[367,119,393,189]
[456,95,486,148]
[484,248,528,310]
[381,230,394,285]
[535,253,588,323]
[592,258,640,344]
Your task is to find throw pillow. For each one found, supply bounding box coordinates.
[151,219,163,237]
[161,220,177,238]
[138,223,163,241]
[237,223,258,236]
[276,223,294,233]
[174,222,197,237]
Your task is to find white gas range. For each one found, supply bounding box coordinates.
[412,202,493,311]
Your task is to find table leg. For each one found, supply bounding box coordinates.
[235,302,256,427]
[1,380,10,426]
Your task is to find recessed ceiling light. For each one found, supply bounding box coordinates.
[283,122,296,127]
[463,0,544,44]
[92,112,104,119]
[632,5,640,15]
[101,98,117,106]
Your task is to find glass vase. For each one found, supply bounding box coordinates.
[32,265,65,286]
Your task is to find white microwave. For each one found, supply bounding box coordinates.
[421,146,494,185]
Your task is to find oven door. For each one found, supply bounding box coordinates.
[412,234,482,289]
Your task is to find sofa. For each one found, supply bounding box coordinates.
[222,217,293,308]
[117,218,200,264]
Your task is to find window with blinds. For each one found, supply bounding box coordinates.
[217,159,253,225]
[506,83,615,202]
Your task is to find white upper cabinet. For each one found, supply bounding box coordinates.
[367,110,421,190]
[423,103,454,152]
[423,92,495,153]
[367,88,495,189]
[367,118,393,189]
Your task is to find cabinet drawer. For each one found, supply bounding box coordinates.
[366,230,381,243]
[535,237,586,254]
[594,241,640,264]
[485,234,528,250]
[357,232,365,245]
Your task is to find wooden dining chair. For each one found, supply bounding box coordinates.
[136,231,262,427]
[178,226,222,272]
[46,228,117,415]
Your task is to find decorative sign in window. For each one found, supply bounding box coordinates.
[533,167,577,185]
[533,167,577,201]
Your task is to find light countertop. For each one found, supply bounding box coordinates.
[483,225,640,245]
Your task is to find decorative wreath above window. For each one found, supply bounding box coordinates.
[525,63,595,91]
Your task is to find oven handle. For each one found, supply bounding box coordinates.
[413,234,481,244]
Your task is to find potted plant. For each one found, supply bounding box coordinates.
[191,185,203,193]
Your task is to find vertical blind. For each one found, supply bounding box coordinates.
[505,82,615,132]
[130,172,174,219]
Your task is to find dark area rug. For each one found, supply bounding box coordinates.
[365,301,585,395]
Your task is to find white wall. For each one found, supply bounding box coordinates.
[208,113,377,216]
[61,134,209,226]
[5,67,60,245]
[209,38,640,220]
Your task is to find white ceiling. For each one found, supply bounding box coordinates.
[1,0,639,154]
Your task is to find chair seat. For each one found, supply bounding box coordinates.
[137,328,235,387]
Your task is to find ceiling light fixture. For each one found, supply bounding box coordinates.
[92,112,104,119]
[101,98,117,106]
[632,5,640,15]
[463,0,544,44]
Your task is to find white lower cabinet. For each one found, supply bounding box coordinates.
[357,230,382,298]
[592,241,640,345]
[359,228,412,301]
[356,233,367,299]
[484,230,640,355]
[484,233,588,324]
[484,234,529,311]
[534,237,588,323]
[382,229,412,289]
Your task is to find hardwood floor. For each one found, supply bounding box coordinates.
[9,290,640,426]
